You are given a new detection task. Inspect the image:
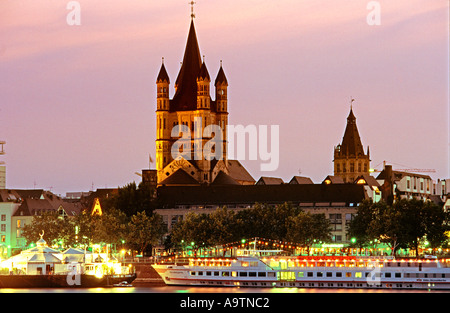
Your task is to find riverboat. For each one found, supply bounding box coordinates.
[0,235,136,288]
[152,249,450,290]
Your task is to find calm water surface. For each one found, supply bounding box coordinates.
[0,286,448,293]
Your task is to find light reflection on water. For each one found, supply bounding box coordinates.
[0,286,447,293]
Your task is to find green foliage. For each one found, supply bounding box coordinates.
[286,212,331,255]
[127,211,166,255]
[21,211,74,247]
[105,182,158,217]
[347,198,448,256]
[170,203,330,250]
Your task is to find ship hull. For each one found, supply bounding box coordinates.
[0,273,136,288]
[152,256,450,291]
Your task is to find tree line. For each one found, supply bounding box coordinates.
[169,203,331,255]
[347,199,449,257]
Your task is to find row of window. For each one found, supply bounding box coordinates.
[279,282,415,289]
[190,271,276,278]
[336,162,368,174]
[189,270,450,279]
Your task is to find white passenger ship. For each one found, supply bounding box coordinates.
[152,250,450,290]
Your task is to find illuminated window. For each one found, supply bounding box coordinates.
[346,272,352,278]
[355,272,362,278]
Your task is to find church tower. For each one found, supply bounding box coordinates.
[333,106,371,183]
[155,12,235,185]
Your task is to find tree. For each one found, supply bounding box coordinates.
[22,211,74,248]
[286,212,331,255]
[234,202,301,240]
[349,198,448,257]
[171,212,213,250]
[107,182,158,217]
[209,207,238,245]
[348,200,382,249]
[127,211,166,256]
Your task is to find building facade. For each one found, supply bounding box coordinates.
[155,184,369,244]
[0,189,81,257]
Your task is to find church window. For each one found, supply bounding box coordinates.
[336,164,341,173]
[364,163,367,172]
[350,163,354,173]
[343,164,347,173]
[358,162,361,172]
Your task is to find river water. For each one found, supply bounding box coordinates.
[3,286,446,312]
[0,285,448,293]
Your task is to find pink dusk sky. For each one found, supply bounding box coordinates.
[0,0,449,195]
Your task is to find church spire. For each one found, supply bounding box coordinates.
[172,18,202,111]
[333,104,371,183]
[340,107,364,157]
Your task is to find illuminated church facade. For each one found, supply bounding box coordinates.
[155,17,254,186]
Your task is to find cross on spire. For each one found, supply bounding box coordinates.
[189,1,196,20]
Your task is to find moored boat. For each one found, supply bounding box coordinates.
[152,249,450,290]
[0,235,136,288]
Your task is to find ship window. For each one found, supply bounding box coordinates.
[326,272,332,277]
[206,271,211,276]
[222,271,229,277]
[385,273,391,278]
[190,271,196,276]
[198,271,203,276]
[249,272,257,277]
[214,271,219,276]
[298,272,304,278]
[355,272,362,278]
[232,272,237,277]
[268,272,275,277]
[317,272,323,277]
[239,272,248,277]
[258,272,266,277]
[307,272,313,277]
[345,272,352,278]
[336,272,342,277]
[395,273,401,278]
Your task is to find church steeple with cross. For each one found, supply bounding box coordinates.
[333,101,371,183]
[154,6,251,186]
